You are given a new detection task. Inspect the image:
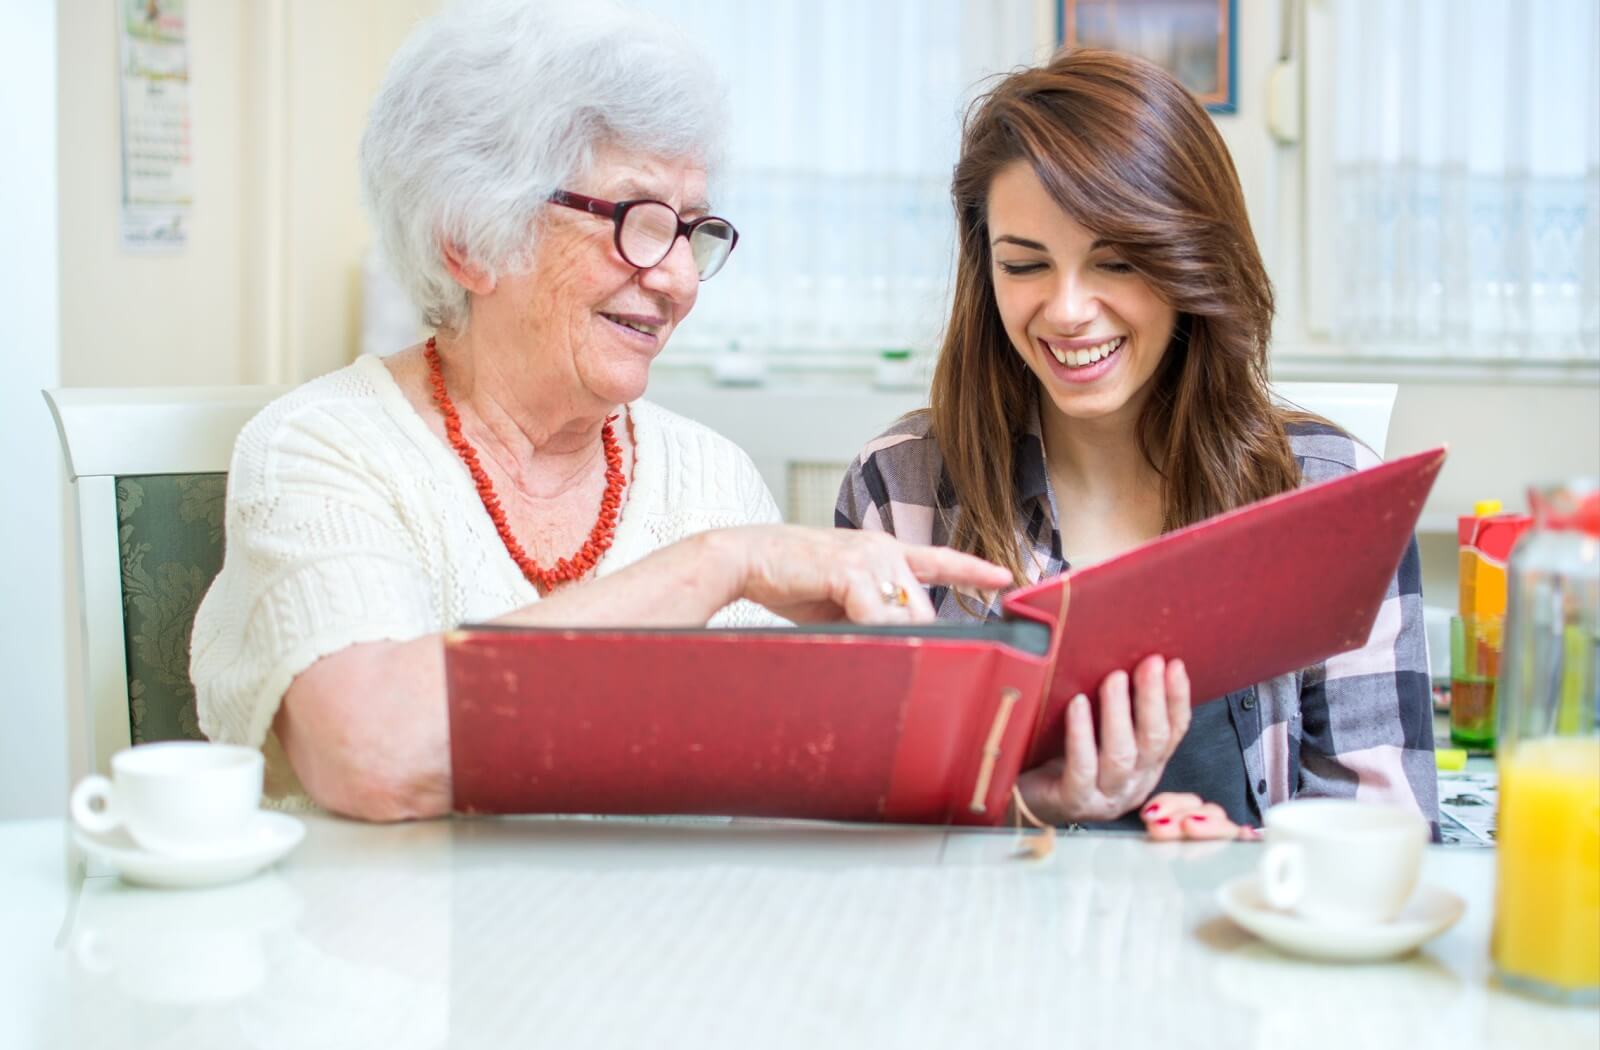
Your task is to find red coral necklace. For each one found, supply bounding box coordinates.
[425,337,625,591]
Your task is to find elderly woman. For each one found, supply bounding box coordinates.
[190,0,1008,822]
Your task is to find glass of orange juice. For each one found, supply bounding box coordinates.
[1491,481,1599,1005]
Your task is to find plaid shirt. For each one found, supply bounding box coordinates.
[835,407,1439,828]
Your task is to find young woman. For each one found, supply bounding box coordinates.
[836,49,1435,838]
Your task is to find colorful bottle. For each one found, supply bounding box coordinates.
[1451,501,1533,749]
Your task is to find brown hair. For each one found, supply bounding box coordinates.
[930,48,1305,587]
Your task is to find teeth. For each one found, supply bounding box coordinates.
[1047,336,1122,368]
[607,314,659,336]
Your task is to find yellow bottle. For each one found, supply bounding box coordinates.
[1493,737,1600,995]
[1490,480,1600,1004]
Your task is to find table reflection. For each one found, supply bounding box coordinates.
[52,817,1599,1050]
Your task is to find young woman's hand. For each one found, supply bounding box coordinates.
[719,524,1014,625]
[1140,791,1261,841]
[1014,655,1192,824]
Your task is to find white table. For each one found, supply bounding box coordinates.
[3,816,1595,1049]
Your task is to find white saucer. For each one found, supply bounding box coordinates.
[74,812,306,889]
[1216,874,1465,962]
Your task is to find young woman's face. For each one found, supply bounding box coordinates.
[986,160,1177,428]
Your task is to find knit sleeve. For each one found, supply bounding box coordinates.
[190,403,442,751]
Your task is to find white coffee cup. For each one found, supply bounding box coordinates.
[1259,798,1428,925]
[70,742,264,857]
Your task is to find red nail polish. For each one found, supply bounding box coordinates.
[1142,803,1160,816]
[1154,817,1172,825]
[1188,814,1207,822]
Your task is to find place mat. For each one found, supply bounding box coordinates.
[1437,770,1498,848]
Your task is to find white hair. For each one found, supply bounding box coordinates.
[359,0,725,332]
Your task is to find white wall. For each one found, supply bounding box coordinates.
[275,0,438,382]
[0,1,65,818]
[1389,383,1600,602]
[57,0,248,387]
[1209,0,1292,293]
[56,0,433,388]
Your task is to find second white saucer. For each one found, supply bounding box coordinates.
[1217,873,1465,962]
[74,811,306,890]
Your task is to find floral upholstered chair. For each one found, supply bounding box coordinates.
[116,473,228,744]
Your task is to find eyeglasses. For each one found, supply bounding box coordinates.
[548,190,739,281]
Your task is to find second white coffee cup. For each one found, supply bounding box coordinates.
[1260,798,1428,925]
[70,742,264,857]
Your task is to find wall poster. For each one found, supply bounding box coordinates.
[119,0,192,251]
[1061,0,1237,114]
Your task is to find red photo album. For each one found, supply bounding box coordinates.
[446,446,1445,825]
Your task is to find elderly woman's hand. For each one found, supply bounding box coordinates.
[1013,655,1192,825]
[717,524,1014,624]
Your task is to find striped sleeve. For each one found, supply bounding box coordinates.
[1290,426,1439,829]
[833,417,944,544]
[834,452,883,532]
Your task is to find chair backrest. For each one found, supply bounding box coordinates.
[648,381,1401,525]
[45,385,286,780]
[1270,381,1399,459]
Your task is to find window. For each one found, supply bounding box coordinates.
[1307,0,1599,366]
[632,0,1045,368]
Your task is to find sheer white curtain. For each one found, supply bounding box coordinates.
[1331,0,1600,363]
[633,0,1043,364]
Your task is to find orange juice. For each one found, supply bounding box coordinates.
[1492,736,1600,996]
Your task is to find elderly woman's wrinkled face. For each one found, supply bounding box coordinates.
[489,142,707,412]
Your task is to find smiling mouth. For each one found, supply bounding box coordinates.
[1044,335,1124,368]
[602,313,663,338]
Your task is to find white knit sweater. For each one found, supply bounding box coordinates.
[191,355,781,798]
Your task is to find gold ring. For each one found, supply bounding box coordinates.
[880,580,910,607]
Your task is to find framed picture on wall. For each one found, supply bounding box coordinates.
[1060,0,1237,114]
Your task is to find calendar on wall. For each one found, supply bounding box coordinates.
[118,0,192,251]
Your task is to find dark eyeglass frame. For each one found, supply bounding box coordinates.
[547,190,739,280]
